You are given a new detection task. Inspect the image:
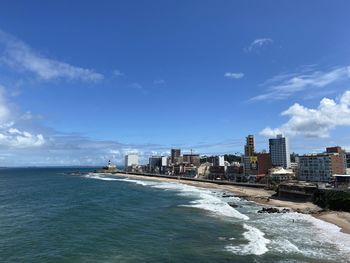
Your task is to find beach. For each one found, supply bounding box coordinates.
[115,172,350,235]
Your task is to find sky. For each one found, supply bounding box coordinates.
[0,0,350,166]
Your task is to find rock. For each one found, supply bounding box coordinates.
[227,202,241,208]
[222,193,235,198]
[257,207,290,214]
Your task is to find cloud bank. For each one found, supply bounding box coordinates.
[0,87,45,148]
[260,90,350,138]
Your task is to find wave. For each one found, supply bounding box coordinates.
[182,192,249,220]
[225,223,270,256]
[84,173,123,181]
[146,181,249,220]
[83,173,249,221]
[282,213,350,256]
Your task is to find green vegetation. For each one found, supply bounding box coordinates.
[224,154,241,163]
[312,189,350,212]
[200,154,241,164]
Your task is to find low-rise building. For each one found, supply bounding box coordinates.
[209,166,226,180]
[183,154,200,167]
[269,167,295,183]
[213,156,225,166]
[278,181,318,201]
[226,164,243,181]
[197,162,212,178]
[346,152,350,169]
[333,174,350,189]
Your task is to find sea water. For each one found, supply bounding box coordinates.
[0,168,349,262]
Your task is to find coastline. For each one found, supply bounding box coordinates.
[113,172,350,235]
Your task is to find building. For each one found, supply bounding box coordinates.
[197,162,212,178]
[278,181,317,201]
[333,174,350,189]
[213,156,225,166]
[346,152,350,168]
[269,167,295,183]
[244,135,255,156]
[242,153,272,176]
[124,154,139,169]
[149,156,162,173]
[171,149,181,164]
[298,147,347,182]
[269,134,291,169]
[226,164,243,181]
[183,154,200,167]
[242,155,258,176]
[256,153,272,175]
[209,166,226,180]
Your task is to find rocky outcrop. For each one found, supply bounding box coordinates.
[257,207,290,214]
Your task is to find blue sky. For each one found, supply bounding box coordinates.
[0,0,350,166]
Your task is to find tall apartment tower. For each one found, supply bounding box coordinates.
[171,149,181,164]
[125,154,139,168]
[244,135,255,156]
[269,134,291,169]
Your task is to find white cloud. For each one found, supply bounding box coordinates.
[0,88,45,148]
[246,38,273,52]
[251,66,350,101]
[0,127,45,148]
[0,86,10,122]
[224,72,244,79]
[113,69,124,77]
[260,90,350,138]
[0,29,103,82]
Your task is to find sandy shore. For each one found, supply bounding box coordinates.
[114,172,350,234]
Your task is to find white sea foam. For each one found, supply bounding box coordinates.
[84,173,122,181]
[225,223,270,256]
[84,174,249,221]
[282,212,350,255]
[183,192,249,220]
[271,238,300,254]
[148,181,249,220]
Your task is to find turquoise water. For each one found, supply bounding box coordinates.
[0,168,349,262]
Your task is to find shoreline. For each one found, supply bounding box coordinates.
[112,172,350,235]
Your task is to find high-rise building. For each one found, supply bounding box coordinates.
[269,134,290,169]
[125,154,139,168]
[171,149,181,164]
[149,156,162,173]
[298,147,347,182]
[346,152,350,168]
[244,135,255,156]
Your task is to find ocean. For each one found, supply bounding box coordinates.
[0,168,349,263]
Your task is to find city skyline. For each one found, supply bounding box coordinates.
[1,1,350,165]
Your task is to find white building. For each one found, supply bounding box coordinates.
[213,156,225,166]
[125,154,139,168]
[269,134,291,169]
[161,156,168,167]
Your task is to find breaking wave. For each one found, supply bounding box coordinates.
[225,223,270,255]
